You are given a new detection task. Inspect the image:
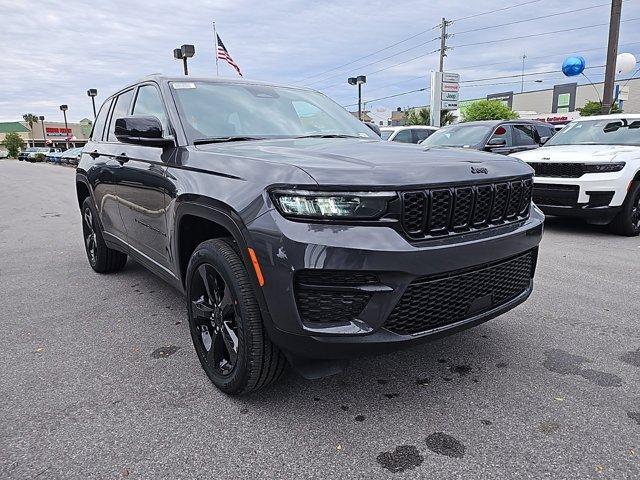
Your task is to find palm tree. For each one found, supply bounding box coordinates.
[405,107,456,126]
[22,113,39,147]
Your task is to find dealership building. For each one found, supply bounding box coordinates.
[401,77,639,126]
[0,119,92,149]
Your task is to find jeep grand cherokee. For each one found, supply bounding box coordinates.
[76,76,544,395]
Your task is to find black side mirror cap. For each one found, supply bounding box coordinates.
[114,115,174,148]
[364,122,381,137]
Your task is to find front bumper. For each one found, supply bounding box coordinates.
[247,207,544,359]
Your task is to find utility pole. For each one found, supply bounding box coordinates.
[520,54,526,93]
[602,0,623,114]
[438,17,451,72]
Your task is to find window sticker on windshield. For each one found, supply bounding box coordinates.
[358,132,369,138]
[172,82,196,89]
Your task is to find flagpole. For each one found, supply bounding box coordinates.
[213,21,219,76]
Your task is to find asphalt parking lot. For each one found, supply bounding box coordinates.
[1,159,638,480]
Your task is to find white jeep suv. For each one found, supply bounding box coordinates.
[511,114,640,236]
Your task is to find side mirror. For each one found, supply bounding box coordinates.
[114,116,173,147]
[603,121,623,133]
[539,136,550,145]
[486,137,506,149]
[364,122,381,137]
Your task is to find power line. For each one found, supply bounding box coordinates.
[305,37,440,87]
[451,2,612,36]
[452,18,640,49]
[342,87,430,108]
[294,24,440,84]
[451,0,543,22]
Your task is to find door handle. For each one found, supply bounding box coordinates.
[116,153,129,164]
[89,150,100,159]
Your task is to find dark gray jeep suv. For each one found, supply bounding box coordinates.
[76,75,544,395]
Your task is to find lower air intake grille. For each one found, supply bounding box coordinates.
[384,250,535,335]
[294,270,377,323]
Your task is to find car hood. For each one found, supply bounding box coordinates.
[196,138,532,187]
[510,144,640,163]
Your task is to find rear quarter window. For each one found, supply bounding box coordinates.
[91,99,113,141]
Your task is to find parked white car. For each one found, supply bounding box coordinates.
[511,114,640,236]
[380,125,438,144]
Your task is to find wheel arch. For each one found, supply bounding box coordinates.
[173,198,258,292]
[75,174,92,211]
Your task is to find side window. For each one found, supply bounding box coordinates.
[133,85,168,133]
[413,129,432,143]
[107,89,135,142]
[91,99,113,141]
[489,125,511,145]
[393,129,413,143]
[512,124,537,146]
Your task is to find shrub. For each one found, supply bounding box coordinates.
[462,100,518,122]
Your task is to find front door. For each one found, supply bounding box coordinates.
[108,84,174,270]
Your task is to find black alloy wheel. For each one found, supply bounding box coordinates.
[610,181,640,236]
[80,197,128,272]
[186,239,286,395]
[189,263,240,376]
[82,206,98,267]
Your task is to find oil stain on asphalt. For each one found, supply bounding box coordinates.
[425,432,466,458]
[150,345,180,359]
[376,445,424,473]
[620,348,640,367]
[543,349,623,387]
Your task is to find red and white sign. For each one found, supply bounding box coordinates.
[442,82,459,92]
[45,127,72,137]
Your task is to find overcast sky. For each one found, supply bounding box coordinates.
[1,0,639,123]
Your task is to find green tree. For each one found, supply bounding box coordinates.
[2,132,25,158]
[577,100,622,117]
[461,100,518,122]
[405,107,455,126]
[22,113,39,147]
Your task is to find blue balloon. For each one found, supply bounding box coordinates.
[562,56,586,77]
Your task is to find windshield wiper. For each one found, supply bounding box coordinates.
[193,136,265,145]
[294,134,361,139]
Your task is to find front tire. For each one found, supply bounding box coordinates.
[186,239,286,395]
[609,181,640,236]
[81,197,128,272]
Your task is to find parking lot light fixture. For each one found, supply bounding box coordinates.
[87,89,98,119]
[348,76,367,121]
[174,44,195,75]
[60,105,69,149]
[38,115,45,146]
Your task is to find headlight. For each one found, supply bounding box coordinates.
[584,162,625,173]
[271,190,396,219]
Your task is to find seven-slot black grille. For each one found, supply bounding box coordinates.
[294,270,378,323]
[384,250,536,335]
[529,162,586,178]
[401,178,533,239]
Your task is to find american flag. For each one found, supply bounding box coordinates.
[216,34,242,77]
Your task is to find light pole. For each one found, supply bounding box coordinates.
[173,44,195,75]
[60,105,69,149]
[348,75,366,121]
[38,115,45,147]
[87,89,98,119]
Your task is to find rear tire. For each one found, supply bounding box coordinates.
[81,197,128,272]
[609,182,640,236]
[186,238,286,395]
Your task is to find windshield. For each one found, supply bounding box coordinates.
[380,130,393,140]
[422,124,492,147]
[25,147,49,152]
[546,118,640,146]
[170,81,375,142]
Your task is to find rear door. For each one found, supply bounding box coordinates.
[510,124,540,154]
[109,83,175,270]
[83,96,129,241]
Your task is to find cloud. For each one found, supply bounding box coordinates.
[1,0,639,121]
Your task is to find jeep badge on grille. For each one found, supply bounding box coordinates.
[471,166,488,174]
